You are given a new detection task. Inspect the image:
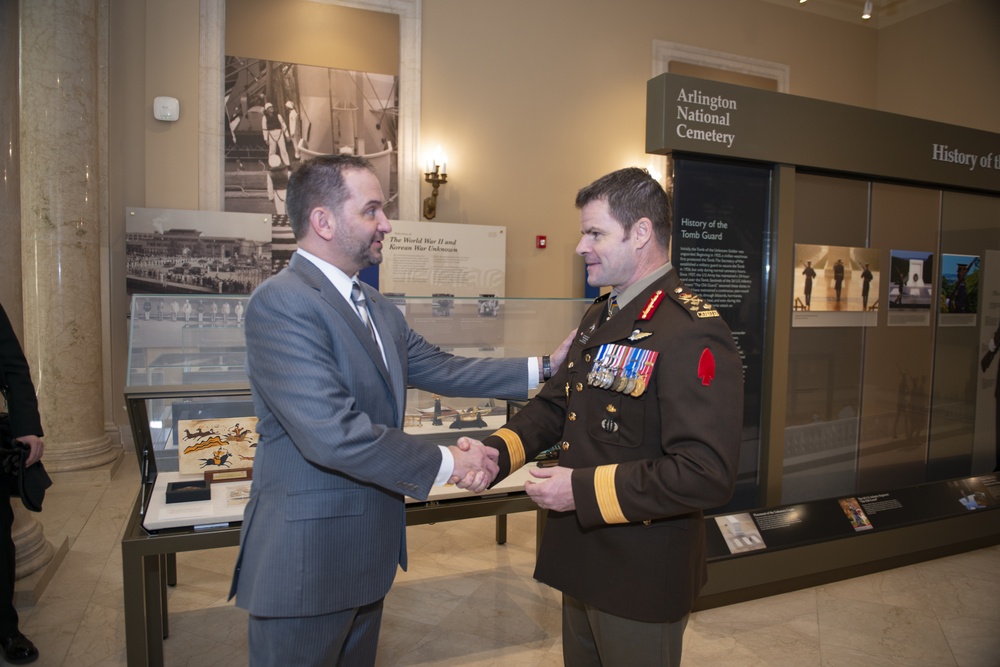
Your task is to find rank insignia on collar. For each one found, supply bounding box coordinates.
[639,290,664,321]
[628,329,652,341]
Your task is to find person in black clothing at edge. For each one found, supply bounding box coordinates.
[0,303,43,664]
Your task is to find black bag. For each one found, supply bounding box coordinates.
[0,420,51,513]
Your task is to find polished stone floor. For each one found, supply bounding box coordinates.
[13,452,1000,666]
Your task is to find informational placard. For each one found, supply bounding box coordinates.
[705,473,1000,560]
[380,220,506,297]
[672,157,767,510]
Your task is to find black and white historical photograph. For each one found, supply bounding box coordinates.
[223,56,399,220]
[125,208,272,296]
[477,294,499,317]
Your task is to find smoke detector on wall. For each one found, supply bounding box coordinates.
[153,96,180,122]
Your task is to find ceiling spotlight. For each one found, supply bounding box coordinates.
[799,0,807,4]
[862,0,873,19]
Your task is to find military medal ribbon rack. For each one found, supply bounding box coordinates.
[586,343,658,398]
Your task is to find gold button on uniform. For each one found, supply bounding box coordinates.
[568,361,575,368]
[643,519,652,526]
[585,353,592,362]
[561,441,570,451]
[568,412,577,421]
[575,382,584,392]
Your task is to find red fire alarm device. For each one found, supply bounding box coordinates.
[536,235,547,249]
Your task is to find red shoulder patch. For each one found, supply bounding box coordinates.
[698,347,715,386]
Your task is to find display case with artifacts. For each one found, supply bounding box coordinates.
[126,293,593,531]
[126,294,259,532]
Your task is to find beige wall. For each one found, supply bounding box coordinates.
[876,0,1000,133]
[144,0,203,210]
[226,0,399,74]
[109,0,998,300]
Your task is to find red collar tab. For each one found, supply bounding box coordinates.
[638,290,664,321]
[698,347,716,386]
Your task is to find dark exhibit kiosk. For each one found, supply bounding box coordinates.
[646,72,1000,608]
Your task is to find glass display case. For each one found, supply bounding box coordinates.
[124,293,592,532]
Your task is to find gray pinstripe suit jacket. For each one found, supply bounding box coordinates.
[229,254,528,618]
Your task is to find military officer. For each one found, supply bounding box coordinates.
[465,167,744,666]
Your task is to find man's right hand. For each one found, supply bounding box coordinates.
[448,438,499,494]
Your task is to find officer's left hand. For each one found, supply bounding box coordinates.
[525,465,575,512]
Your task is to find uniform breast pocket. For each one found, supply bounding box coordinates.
[585,392,645,448]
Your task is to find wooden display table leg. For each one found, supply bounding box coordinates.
[495,515,507,544]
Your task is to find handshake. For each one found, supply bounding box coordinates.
[447,437,496,494]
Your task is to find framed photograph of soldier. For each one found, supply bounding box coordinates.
[792,243,880,327]
[939,253,980,326]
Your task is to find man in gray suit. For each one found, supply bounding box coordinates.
[229,154,569,666]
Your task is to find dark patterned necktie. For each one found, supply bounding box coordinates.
[350,281,377,341]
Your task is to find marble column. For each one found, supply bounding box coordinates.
[19,0,117,471]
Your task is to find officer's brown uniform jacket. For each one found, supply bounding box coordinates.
[483,269,743,623]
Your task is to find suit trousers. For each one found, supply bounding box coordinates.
[248,598,384,667]
[0,496,17,637]
[561,593,689,667]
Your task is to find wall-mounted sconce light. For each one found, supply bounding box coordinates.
[423,146,448,220]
